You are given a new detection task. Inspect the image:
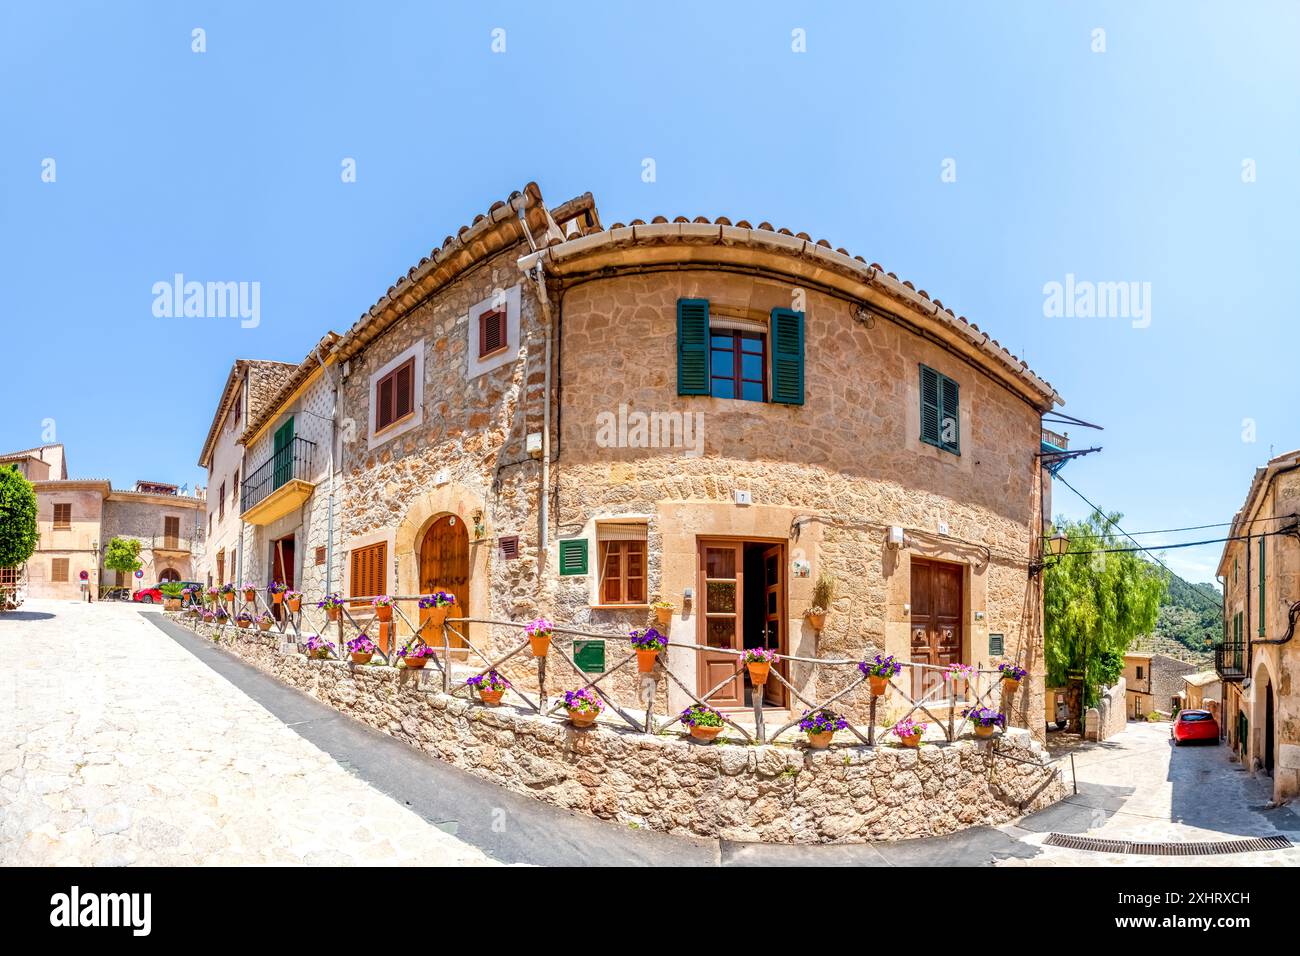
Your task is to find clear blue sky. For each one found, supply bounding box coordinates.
[3,1,1296,585]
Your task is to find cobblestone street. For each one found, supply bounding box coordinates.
[0,600,492,866]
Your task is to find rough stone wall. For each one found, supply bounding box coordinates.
[1150,655,1198,714]
[1085,678,1126,741]
[100,496,202,584]
[174,613,1065,844]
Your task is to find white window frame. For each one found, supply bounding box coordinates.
[367,339,425,451]
[467,283,522,380]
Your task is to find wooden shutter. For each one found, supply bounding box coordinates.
[939,374,960,453]
[1259,537,1266,635]
[53,503,71,528]
[558,539,588,576]
[377,375,394,430]
[394,359,414,420]
[349,542,387,606]
[676,298,710,395]
[770,308,805,405]
[479,309,506,358]
[51,558,69,582]
[920,365,941,446]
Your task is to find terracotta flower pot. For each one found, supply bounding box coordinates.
[529,634,551,658]
[375,604,393,623]
[425,604,450,627]
[405,656,428,669]
[287,596,301,613]
[237,619,250,629]
[272,591,283,604]
[350,652,373,665]
[747,661,771,685]
[806,730,834,750]
[1002,677,1021,695]
[242,589,257,603]
[654,607,673,626]
[326,606,340,621]
[869,674,890,697]
[974,724,996,739]
[480,688,504,707]
[807,612,827,631]
[899,732,922,748]
[308,649,329,660]
[258,620,272,632]
[635,648,659,674]
[568,709,598,728]
[224,592,236,603]
[690,724,724,743]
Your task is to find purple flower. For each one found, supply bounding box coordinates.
[628,627,666,651]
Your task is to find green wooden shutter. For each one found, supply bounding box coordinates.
[1259,537,1266,635]
[939,374,960,453]
[558,539,588,576]
[273,417,294,490]
[676,299,709,395]
[919,365,940,446]
[770,308,805,405]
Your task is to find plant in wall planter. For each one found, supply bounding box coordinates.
[241,583,258,604]
[284,590,302,613]
[858,653,902,697]
[799,708,848,749]
[891,717,927,748]
[304,635,334,660]
[398,644,436,669]
[998,662,1027,694]
[257,611,275,633]
[372,594,394,623]
[204,586,219,605]
[268,581,288,604]
[214,606,229,622]
[525,617,553,658]
[628,626,666,673]
[741,647,779,685]
[220,583,236,603]
[346,634,377,665]
[561,688,602,727]
[235,612,254,630]
[201,609,216,624]
[466,670,511,706]
[318,592,344,621]
[964,706,1005,739]
[680,703,725,743]
[651,599,675,627]
[805,571,836,630]
[418,590,456,627]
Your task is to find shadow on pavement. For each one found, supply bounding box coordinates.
[0,610,57,621]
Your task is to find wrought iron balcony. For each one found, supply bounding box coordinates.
[1214,640,1246,682]
[240,436,317,525]
[151,534,195,553]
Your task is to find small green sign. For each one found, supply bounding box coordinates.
[573,639,606,674]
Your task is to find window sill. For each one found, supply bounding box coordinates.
[589,604,651,611]
[478,345,509,362]
[373,412,416,441]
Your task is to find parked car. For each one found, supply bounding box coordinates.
[133,581,203,605]
[1171,709,1219,745]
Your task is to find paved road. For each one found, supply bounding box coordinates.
[4,600,1296,866]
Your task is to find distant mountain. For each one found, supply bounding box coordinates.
[1133,577,1221,664]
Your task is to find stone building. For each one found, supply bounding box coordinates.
[1123,651,1197,719]
[1181,670,1221,715]
[1216,449,1300,802]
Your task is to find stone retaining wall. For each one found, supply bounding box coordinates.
[172,614,1065,844]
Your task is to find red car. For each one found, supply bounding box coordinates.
[132,581,202,605]
[1172,709,1219,745]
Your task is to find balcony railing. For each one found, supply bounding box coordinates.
[1214,641,1246,682]
[1041,427,1068,450]
[241,436,316,515]
[151,534,195,553]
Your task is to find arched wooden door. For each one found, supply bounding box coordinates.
[419,515,469,649]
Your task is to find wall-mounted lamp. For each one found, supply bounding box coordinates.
[1030,531,1069,578]
[471,510,485,539]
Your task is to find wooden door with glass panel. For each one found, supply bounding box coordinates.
[697,541,745,708]
[760,544,785,706]
[419,515,468,650]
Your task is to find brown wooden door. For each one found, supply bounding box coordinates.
[761,545,785,706]
[272,536,295,621]
[697,541,745,708]
[419,515,469,649]
[910,558,963,698]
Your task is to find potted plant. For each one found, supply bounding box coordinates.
[466,670,511,706]
[241,583,258,604]
[204,586,219,605]
[257,611,274,633]
[220,583,236,604]
[891,717,927,748]
[561,688,603,727]
[680,703,725,743]
[318,592,344,621]
[235,611,254,630]
[999,662,1027,694]
[799,709,847,749]
[805,571,836,630]
[418,590,456,627]
[858,653,902,697]
[651,598,675,627]
[525,617,553,658]
[964,706,1005,739]
[160,581,185,611]
[214,606,229,623]
[346,635,376,665]
[285,589,303,613]
[628,626,666,673]
[399,644,436,669]
[304,635,334,660]
[268,581,288,604]
[741,647,779,685]
[372,594,394,623]
[201,609,216,624]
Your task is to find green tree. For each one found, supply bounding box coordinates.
[103,536,143,584]
[0,465,39,571]
[1044,512,1166,729]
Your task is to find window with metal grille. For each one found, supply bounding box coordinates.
[52,503,71,529]
[478,308,507,359]
[375,358,415,432]
[349,542,387,606]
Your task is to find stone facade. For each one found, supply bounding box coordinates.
[1085,678,1126,741]
[173,612,1064,844]
[1124,652,1198,719]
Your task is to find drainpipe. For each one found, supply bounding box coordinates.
[315,343,339,597]
[517,202,554,576]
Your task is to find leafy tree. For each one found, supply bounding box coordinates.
[0,465,39,570]
[103,536,143,582]
[1044,512,1166,729]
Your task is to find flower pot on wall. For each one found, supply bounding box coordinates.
[635,649,659,674]
[869,675,890,697]
[405,656,428,670]
[287,596,301,613]
[654,607,673,627]
[258,620,272,632]
[529,634,551,658]
[242,589,257,603]
[807,612,827,631]
[568,709,597,728]
[376,604,393,623]
[425,605,450,628]
[480,688,504,707]
[272,591,283,605]
[690,725,723,743]
[974,724,996,739]
[326,606,340,621]
[1002,678,1021,696]
[806,731,834,749]
[351,652,373,665]
[898,732,922,748]
[747,662,771,685]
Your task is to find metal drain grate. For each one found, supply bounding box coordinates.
[1044,833,1293,856]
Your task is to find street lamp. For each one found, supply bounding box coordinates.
[1047,531,1069,558]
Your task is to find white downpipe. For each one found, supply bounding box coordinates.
[314,344,339,596]
[518,203,553,571]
